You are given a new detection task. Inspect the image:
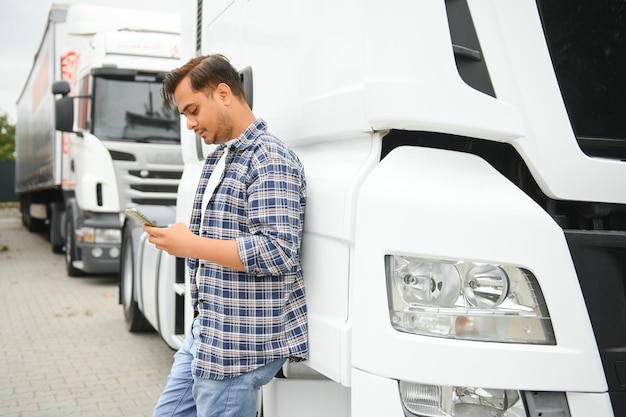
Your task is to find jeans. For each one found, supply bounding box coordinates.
[153,318,286,417]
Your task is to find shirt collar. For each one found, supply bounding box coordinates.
[225,118,267,152]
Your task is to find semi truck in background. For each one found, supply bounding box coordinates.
[122,0,626,416]
[14,3,183,276]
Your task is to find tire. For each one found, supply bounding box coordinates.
[120,225,153,332]
[64,209,83,277]
[51,218,65,254]
[52,242,64,254]
[51,237,64,254]
[21,197,44,233]
[20,199,28,228]
[50,202,64,254]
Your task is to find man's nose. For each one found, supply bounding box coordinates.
[186,117,197,131]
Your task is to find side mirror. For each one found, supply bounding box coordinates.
[239,66,253,110]
[55,96,74,132]
[52,81,74,132]
[52,80,71,96]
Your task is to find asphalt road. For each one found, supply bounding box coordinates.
[0,205,174,417]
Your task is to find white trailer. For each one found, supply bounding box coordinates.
[122,0,626,415]
[15,4,183,276]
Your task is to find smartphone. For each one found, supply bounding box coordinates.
[125,208,157,227]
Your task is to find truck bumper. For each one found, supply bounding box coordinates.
[71,211,122,275]
[352,369,615,417]
[77,242,121,274]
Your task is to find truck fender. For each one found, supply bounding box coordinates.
[64,198,80,232]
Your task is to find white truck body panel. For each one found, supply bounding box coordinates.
[353,146,603,390]
[126,0,626,415]
[475,1,626,204]
[67,132,120,212]
[15,7,66,194]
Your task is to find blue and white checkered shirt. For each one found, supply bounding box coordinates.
[187,119,308,380]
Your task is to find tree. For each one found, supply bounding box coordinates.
[0,112,15,161]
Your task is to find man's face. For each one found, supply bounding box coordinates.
[174,77,233,145]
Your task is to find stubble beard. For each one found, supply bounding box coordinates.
[204,109,233,145]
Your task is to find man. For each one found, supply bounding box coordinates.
[145,54,308,417]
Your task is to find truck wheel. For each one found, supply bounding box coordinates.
[65,210,83,277]
[51,240,64,254]
[50,202,64,254]
[21,197,44,233]
[121,225,153,332]
[51,222,64,254]
[20,199,28,227]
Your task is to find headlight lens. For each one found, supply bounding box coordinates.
[396,262,461,307]
[81,227,122,244]
[95,228,122,244]
[387,255,555,344]
[399,382,527,417]
[464,264,508,308]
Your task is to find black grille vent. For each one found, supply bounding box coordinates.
[130,184,179,193]
[109,150,136,161]
[131,198,177,206]
[128,170,182,180]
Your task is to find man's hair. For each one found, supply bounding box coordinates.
[161,54,246,111]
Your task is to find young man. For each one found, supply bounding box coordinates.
[145,54,308,417]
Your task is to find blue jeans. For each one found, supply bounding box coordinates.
[153,318,286,417]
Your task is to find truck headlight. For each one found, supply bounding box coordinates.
[81,227,122,244]
[386,255,555,344]
[95,228,121,244]
[399,382,527,417]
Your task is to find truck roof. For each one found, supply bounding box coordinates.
[65,4,180,35]
[17,3,180,104]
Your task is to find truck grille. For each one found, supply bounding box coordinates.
[108,144,183,210]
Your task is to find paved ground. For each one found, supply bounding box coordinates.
[0,204,174,417]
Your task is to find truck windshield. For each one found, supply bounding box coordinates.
[537,0,626,159]
[92,77,180,142]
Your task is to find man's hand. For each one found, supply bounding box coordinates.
[144,222,246,271]
[144,222,197,258]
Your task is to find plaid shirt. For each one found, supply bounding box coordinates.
[187,119,308,380]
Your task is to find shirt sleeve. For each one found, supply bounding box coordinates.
[236,151,305,277]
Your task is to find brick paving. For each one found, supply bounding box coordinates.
[0,206,174,417]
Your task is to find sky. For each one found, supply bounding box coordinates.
[0,0,183,123]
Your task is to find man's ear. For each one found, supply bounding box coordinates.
[215,83,232,105]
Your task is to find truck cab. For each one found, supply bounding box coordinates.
[14,4,184,276]
[123,0,626,415]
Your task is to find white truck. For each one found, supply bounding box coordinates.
[14,4,183,276]
[121,0,626,416]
